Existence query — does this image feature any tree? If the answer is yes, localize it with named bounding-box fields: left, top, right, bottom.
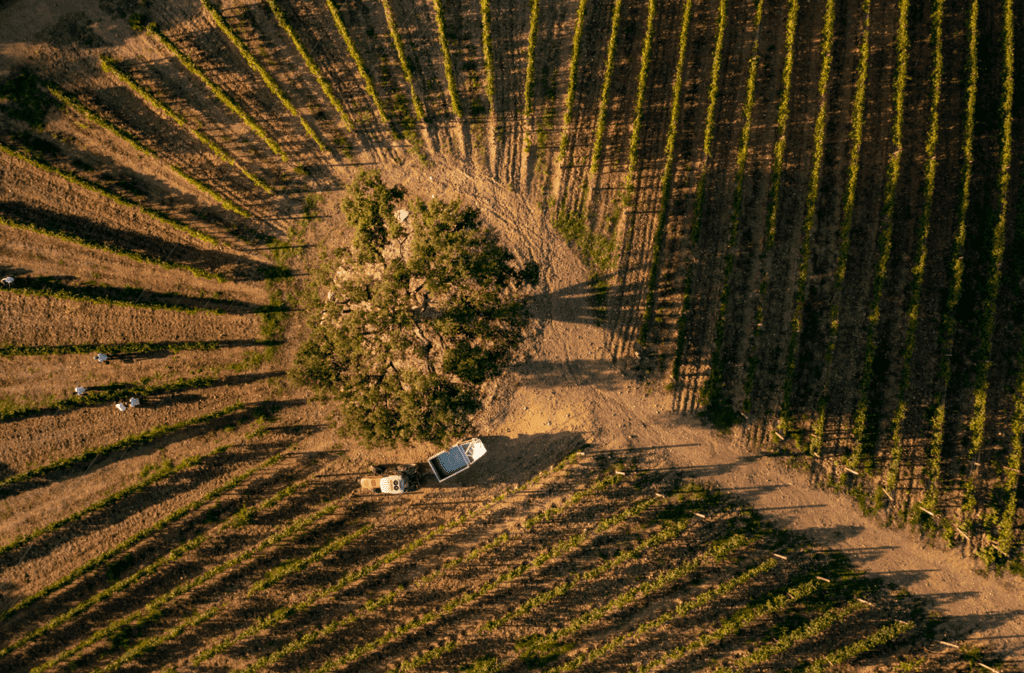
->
left=294, top=171, right=539, bottom=445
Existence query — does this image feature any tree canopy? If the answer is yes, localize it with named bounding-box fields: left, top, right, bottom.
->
left=294, top=171, right=539, bottom=445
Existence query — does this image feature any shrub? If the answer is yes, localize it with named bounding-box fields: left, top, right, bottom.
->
left=293, top=172, right=538, bottom=445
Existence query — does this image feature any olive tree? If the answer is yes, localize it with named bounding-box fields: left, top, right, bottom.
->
left=294, top=171, right=539, bottom=445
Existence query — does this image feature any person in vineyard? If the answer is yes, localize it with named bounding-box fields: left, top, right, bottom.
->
left=129, top=397, right=140, bottom=408
left=94, top=353, right=109, bottom=364
left=114, top=402, right=127, bottom=412
left=1, top=276, right=13, bottom=287
left=74, top=386, right=86, bottom=396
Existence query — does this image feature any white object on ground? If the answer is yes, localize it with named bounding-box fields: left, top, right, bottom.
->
left=129, top=397, right=140, bottom=408
left=115, top=402, right=127, bottom=412
left=95, top=353, right=109, bottom=363
left=74, top=386, right=86, bottom=396
left=1, top=277, right=13, bottom=287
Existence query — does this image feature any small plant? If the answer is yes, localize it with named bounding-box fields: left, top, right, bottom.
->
left=552, top=208, right=613, bottom=272
left=430, top=0, right=462, bottom=118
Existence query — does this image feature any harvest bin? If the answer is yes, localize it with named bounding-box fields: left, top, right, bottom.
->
left=428, top=438, right=487, bottom=482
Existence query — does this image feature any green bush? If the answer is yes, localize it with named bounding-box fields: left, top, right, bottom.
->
left=293, top=172, right=537, bottom=445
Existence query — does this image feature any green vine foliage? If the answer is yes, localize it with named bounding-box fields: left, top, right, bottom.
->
left=49, top=86, right=250, bottom=217
left=147, top=24, right=290, bottom=162
left=267, top=0, right=353, bottom=131
left=431, top=0, right=463, bottom=118
left=0, top=140, right=221, bottom=247
left=560, top=0, right=589, bottom=155
left=200, top=0, right=326, bottom=152
left=522, top=0, right=540, bottom=116
left=323, top=0, right=392, bottom=132
left=380, top=0, right=426, bottom=122
left=99, top=56, right=273, bottom=193
left=639, top=0, right=692, bottom=352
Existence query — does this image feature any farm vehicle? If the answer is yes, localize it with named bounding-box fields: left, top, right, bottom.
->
left=359, top=438, right=487, bottom=494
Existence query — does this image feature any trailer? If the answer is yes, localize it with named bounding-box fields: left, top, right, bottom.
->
left=428, top=438, right=487, bottom=482
left=359, top=474, right=410, bottom=494
left=359, top=464, right=422, bottom=494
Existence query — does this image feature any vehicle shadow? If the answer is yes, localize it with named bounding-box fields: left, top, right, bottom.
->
left=413, top=431, right=588, bottom=495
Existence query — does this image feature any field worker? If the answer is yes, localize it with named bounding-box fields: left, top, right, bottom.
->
left=74, top=386, right=87, bottom=396
left=1, top=276, right=13, bottom=287
left=115, top=402, right=128, bottom=412
left=94, top=353, right=109, bottom=364
left=129, top=397, right=140, bottom=408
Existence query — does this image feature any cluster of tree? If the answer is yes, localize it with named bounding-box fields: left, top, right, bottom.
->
left=294, top=171, right=539, bottom=445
